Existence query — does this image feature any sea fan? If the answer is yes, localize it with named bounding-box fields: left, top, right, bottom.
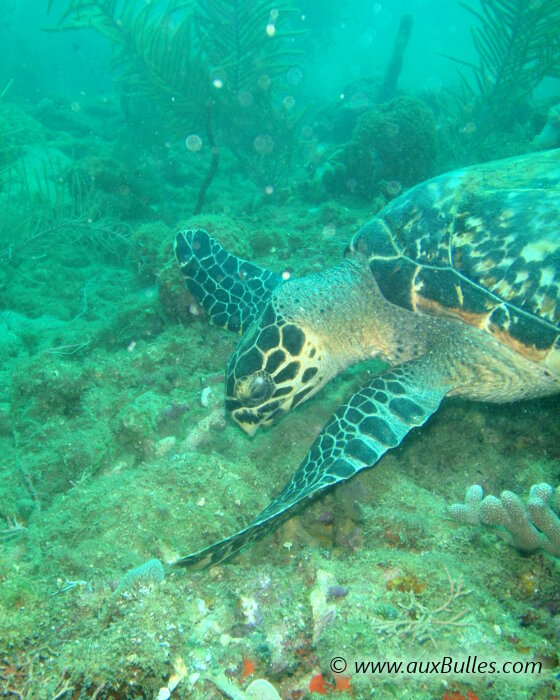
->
left=460, top=0, right=560, bottom=133
left=195, top=0, right=301, bottom=98
left=47, top=1, right=209, bottom=127
left=48, top=0, right=301, bottom=121
left=47, top=0, right=304, bottom=208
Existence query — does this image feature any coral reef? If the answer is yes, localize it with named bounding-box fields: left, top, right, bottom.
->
left=449, top=483, right=560, bottom=556
left=321, top=96, right=437, bottom=200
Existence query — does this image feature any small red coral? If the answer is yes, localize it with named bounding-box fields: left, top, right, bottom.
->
left=309, top=674, right=332, bottom=694
left=240, top=655, right=255, bottom=683
left=334, top=674, right=352, bottom=692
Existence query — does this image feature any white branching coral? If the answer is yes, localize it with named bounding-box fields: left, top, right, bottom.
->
left=449, top=483, right=560, bottom=557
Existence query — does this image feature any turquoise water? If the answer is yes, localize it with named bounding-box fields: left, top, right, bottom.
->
left=0, top=1, right=559, bottom=698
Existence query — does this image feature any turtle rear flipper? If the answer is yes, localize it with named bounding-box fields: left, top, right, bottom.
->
left=175, top=229, right=283, bottom=333
left=173, top=359, right=451, bottom=569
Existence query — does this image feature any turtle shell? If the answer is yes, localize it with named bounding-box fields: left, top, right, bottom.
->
left=350, top=149, right=560, bottom=371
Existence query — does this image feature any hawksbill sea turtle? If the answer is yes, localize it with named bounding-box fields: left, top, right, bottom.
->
left=173, top=149, right=560, bottom=569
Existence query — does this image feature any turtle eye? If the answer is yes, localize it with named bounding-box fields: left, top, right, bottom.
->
left=248, top=373, right=273, bottom=403
left=236, top=370, right=274, bottom=406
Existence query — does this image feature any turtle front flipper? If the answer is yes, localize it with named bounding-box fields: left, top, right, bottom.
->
left=173, top=360, right=451, bottom=569
left=175, top=229, right=283, bottom=333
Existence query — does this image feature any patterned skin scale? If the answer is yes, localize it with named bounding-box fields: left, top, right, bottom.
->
left=173, top=150, right=560, bottom=569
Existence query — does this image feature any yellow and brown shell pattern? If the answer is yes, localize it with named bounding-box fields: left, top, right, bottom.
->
left=350, top=149, right=560, bottom=373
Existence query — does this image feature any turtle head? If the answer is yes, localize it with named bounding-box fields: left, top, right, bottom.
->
left=225, top=297, right=330, bottom=436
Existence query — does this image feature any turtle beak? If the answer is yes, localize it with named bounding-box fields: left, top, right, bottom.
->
left=238, top=422, right=259, bottom=437
left=228, top=406, right=262, bottom=436
left=229, top=404, right=287, bottom=436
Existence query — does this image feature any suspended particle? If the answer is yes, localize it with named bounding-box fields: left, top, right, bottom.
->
left=71, top=102, right=81, bottom=112
left=238, top=90, right=253, bottom=107
left=265, top=185, right=274, bottom=195
left=322, top=224, right=336, bottom=239
left=287, top=67, right=303, bottom=86
left=186, top=134, right=203, bottom=152
left=266, top=23, right=276, bottom=37
left=349, top=92, right=369, bottom=111
left=385, top=121, right=400, bottom=138
left=212, top=78, right=224, bottom=89
left=385, top=180, right=402, bottom=197
left=258, top=74, right=271, bottom=90
left=281, top=270, right=291, bottom=281
left=359, top=31, right=373, bottom=49
left=283, top=95, right=295, bottom=110
left=460, top=121, right=477, bottom=134
left=253, top=133, right=274, bottom=154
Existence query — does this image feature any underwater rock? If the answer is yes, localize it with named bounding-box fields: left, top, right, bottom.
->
left=322, top=96, right=437, bottom=200
left=181, top=406, right=227, bottom=451
left=532, top=104, right=560, bottom=149
left=116, top=390, right=163, bottom=458
left=158, top=259, right=201, bottom=325
left=154, top=435, right=177, bottom=457
left=309, top=570, right=337, bottom=645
